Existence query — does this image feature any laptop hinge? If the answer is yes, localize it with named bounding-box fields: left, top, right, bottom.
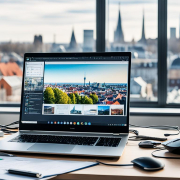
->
left=113, top=133, right=120, bottom=136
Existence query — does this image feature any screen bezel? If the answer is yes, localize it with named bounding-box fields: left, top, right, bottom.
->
left=19, top=52, right=131, bottom=133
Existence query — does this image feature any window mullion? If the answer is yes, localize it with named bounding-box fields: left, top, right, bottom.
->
left=158, top=0, right=167, bottom=107
left=96, top=0, right=106, bottom=52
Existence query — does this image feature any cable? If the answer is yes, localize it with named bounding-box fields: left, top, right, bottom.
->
left=129, top=129, right=139, bottom=136
left=0, top=121, right=19, bottom=134
left=96, top=160, right=133, bottom=166
left=128, top=135, right=167, bottom=141
left=152, top=148, right=180, bottom=159
left=129, top=124, right=180, bottom=137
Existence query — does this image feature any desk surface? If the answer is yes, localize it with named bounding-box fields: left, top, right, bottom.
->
left=1, top=128, right=180, bottom=180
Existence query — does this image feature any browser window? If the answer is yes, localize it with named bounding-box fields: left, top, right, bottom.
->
left=21, top=56, right=129, bottom=127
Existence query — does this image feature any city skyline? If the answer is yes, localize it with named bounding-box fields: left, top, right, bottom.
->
left=44, top=64, right=128, bottom=84
left=0, top=0, right=179, bottom=43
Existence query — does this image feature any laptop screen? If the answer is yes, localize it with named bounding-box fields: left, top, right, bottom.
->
left=20, top=53, right=131, bottom=133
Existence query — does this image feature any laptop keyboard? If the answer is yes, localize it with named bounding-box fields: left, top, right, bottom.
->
left=9, top=134, right=121, bottom=147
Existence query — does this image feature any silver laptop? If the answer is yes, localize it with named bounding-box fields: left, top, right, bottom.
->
left=0, top=52, right=131, bottom=157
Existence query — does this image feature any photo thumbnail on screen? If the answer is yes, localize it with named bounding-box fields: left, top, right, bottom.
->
left=43, top=63, right=128, bottom=116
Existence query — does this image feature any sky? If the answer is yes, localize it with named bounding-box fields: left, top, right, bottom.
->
left=0, top=0, right=179, bottom=43
left=44, top=63, right=128, bottom=84
left=98, top=106, right=110, bottom=111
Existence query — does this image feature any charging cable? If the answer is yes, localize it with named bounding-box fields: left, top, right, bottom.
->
left=96, top=160, right=133, bottom=166
left=129, top=124, right=180, bottom=137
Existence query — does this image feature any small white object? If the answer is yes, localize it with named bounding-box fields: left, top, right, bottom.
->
left=0, top=131, right=4, bottom=137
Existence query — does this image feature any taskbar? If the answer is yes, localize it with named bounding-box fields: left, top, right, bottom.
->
left=21, top=121, right=127, bottom=127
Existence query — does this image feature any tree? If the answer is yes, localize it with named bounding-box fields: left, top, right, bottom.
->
left=44, top=87, right=55, bottom=104
left=89, top=93, right=98, bottom=104
left=69, top=93, right=77, bottom=104
left=68, top=97, right=72, bottom=104
left=74, top=93, right=81, bottom=104
left=57, top=90, right=69, bottom=104
left=81, top=96, right=93, bottom=104
left=53, top=88, right=60, bottom=104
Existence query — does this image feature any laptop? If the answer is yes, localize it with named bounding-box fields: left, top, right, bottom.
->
left=0, top=52, right=131, bottom=157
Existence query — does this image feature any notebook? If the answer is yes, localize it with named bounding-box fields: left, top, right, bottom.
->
left=0, top=156, right=98, bottom=179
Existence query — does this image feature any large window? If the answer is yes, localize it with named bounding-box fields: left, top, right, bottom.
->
left=167, top=0, right=180, bottom=103
left=0, top=0, right=95, bottom=104
left=106, top=0, right=158, bottom=102
left=1, top=0, right=180, bottom=109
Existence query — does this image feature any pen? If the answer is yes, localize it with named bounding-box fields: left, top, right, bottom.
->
left=7, top=169, right=42, bottom=178
left=0, top=152, right=15, bottom=157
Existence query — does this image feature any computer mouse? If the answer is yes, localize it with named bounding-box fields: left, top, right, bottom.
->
left=162, top=138, right=180, bottom=154
left=131, top=157, right=164, bottom=171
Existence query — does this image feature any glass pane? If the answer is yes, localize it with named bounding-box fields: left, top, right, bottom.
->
left=167, top=0, right=180, bottom=103
left=0, top=0, right=95, bottom=104
left=106, top=0, right=158, bottom=102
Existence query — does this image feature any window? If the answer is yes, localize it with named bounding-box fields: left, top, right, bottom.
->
left=167, top=0, right=180, bottom=104
left=1, top=0, right=180, bottom=109
left=106, top=0, right=158, bottom=102
left=0, top=0, right=95, bottom=104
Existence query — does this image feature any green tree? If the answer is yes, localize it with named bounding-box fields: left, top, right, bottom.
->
left=74, top=93, right=81, bottom=104
left=68, top=97, right=72, bottom=104
left=89, top=93, right=98, bottom=104
left=44, top=87, right=55, bottom=104
left=69, top=93, right=77, bottom=104
left=57, top=90, right=69, bottom=104
left=81, top=96, right=93, bottom=104
left=53, top=88, right=61, bottom=104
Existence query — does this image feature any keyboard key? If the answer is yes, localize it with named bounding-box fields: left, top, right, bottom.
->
left=9, top=135, right=121, bottom=147
left=95, top=137, right=121, bottom=147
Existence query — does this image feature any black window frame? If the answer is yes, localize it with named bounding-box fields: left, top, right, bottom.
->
left=0, top=0, right=179, bottom=109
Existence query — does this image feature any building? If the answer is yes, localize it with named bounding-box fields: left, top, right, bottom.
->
left=130, top=76, right=153, bottom=101
left=70, top=106, right=82, bottom=114
left=84, top=74, right=86, bottom=87
left=33, top=35, right=43, bottom=52
left=111, top=8, right=147, bottom=58
left=138, top=11, right=147, bottom=45
left=131, top=59, right=157, bottom=96
left=67, top=28, right=81, bottom=52
left=111, top=108, right=123, bottom=115
left=34, top=35, right=43, bottom=45
left=114, top=4, right=124, bottom=43
left=168, top=56, right=180, bottom=90
left=0, top=76, right=22, bottom=102
left=83, top=30, right=94, bottom=52
left=44, top=106, right=54, bottom=114
left=0, top=62, right=22, bottom=77
left=170, top=27, right=176, bottom=39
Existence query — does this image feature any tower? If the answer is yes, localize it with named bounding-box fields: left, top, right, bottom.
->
left=170, top=27, right=176, bottom=39
left=69, top=28, right=78, bottom=49
left=34, top=35, right=43, bottom=46
left=83, top=30, right=94, bottom=52
left=84, top=73, right=86, bottom=87
left=68, top=28, right=81, bottom=52
left=114, top=3, right=124, bottom=43
left=138, top=10, right=146, bottom=44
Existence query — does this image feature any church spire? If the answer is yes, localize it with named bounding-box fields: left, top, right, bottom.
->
left=69, top=27, right=78, bottom=49
left=139, top=10, right=146, bottom=44
left=114, top=2, right=124, bottom=43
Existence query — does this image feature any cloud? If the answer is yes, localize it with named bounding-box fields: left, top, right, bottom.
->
left=0, top=0, right=179, bottom=43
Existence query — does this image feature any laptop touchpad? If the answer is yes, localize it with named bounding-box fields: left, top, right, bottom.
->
left=27, top=144, right=75, bottom=153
